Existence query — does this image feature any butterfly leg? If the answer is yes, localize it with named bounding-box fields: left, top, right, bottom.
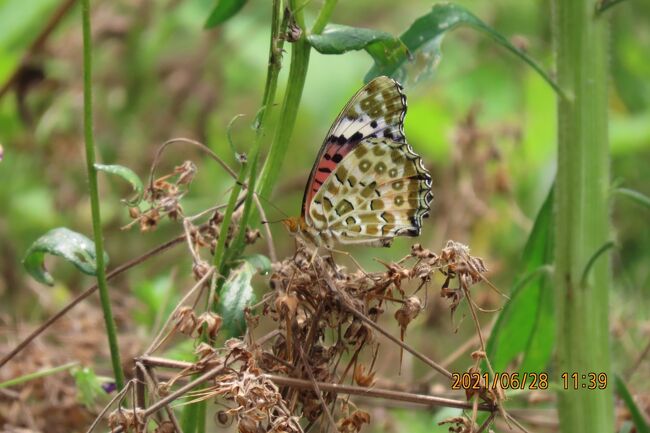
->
left=323, top=247, right=369, bottom=276
left=308, top=246, right=320, bottom=266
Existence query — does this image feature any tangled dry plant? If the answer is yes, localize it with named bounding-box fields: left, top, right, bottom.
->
left=98, top=225, right=515, bottom=433
left=2, top=143, right=523, bottom=433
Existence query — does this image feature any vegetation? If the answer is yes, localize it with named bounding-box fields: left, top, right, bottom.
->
left=0, top=0, right=649, bottom=432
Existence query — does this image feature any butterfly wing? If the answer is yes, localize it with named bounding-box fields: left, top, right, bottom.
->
left=309, top=138, right=433, bottom=246
left=301, top=76, right=408, bottom=221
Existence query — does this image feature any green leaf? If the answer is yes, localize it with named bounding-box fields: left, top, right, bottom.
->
left=23, top=227, right=109, bottom=286
left=364, top=3, right=562, bottom=96
left=596, top=0, right=629, bottom=14
left=204, top=0, right=247, bottom=28
left=72, top=366, right=107, bottom=409
left=615, top=375, right=650, bottom=433
left=240, top=254, right=272, bottom=275
left=614, top=187, right=650, bottom=210
left=133, top=273, right=176, bottom=327
left=307, top=24, right=408, bottom=69
left=94, top=163, right=143, bottom=206
left=218, top=258, right=261, bottom=337
left=487, top=186, right=555, bottom=374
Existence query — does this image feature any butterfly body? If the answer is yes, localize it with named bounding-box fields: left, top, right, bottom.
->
left=285, top=76, right=433, bottom=248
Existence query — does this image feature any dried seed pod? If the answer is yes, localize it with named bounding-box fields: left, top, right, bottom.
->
left=194, top=311, right=223, bottom=339
left=245, top=228, right=261, bottom=244
left=154, top=421, right=176, bottom=433
left=195, top=342, right=216, bottom=360
left=211, top=210, right=224, bottom=225
left=215, top=410, right=230, bottom=426
left=108, top=408, right=145, bottom=432
left=353, top=364, right=376, bottom=387
left=173, top=306, right=197, bottom=336
left=395, top=296, right=423, bottom=331
left=337, top=410, right=371, bottom=433
left=471, top=350, right=486, bottom=361
left=140, top=209, right=159, bottom=231
left=175, top=160, right=197, bottom=185
left=192, top=260, right=211, bottom=280
left=274, top=292, right=299, bottom=318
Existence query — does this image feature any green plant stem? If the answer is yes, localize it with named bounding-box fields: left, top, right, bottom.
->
left=256, top=38, right=310, bottom=201
left=553, top=0, right=614, bottom=432
left=256, top=0, right=338, bottom=201
left=184, top=3, right=288, bottom=430
left=80, top=0, right=125, bottom=391
left=0, top=362, right=78, bottom=389
left=312, top=0, right=339, bottom=34
left=227, top=0, right=285, bottom=248
left=213, top=164, right=247, bottom=273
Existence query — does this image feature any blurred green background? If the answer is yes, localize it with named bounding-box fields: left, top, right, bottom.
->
left=0, top=0, right=649, bottom=431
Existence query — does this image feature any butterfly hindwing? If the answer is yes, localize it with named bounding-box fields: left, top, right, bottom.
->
left=309, top=138, right=433, bottom=245
left=302, top=76, right=407, bottom=221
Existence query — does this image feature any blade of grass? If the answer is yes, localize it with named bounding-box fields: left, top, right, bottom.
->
left=0, top=362, right=79, bottom=389
left=615, top=375, right=650, bottom=433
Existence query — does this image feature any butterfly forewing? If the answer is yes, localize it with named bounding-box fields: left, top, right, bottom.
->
left=302, top=76, right=408, bottom=220
left=309, top=138, right=433, bottom=245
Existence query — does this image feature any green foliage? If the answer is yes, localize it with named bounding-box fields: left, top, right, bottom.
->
left=364, top=3, right=560, bottom=95
left=132, top=273, right=176, bottom=328
left=0, top=361, right=78, bottom=389
left=218, top=255, right=270, bottom=336
left=0, top=0, right=59, bottom=83
left=615, top=187, right=650, bottom=210
left=94, top=163, right=144, bottom=206
left=239, top=254, right=272, bottom=275
left=307, top=24, right=406, bottom=62
left=22, top=227, right=109, bottom=286
left=72, top=366, right=108, bottom=409
left=2, top=0, right=650, bottom=431
left=487, top=186, right=554, bottom=374
left=205, top=0, right=247, bottom=28
left=615, top=375, right=650, bottom=433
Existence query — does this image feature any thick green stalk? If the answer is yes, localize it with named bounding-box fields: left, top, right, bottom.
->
left=80, top=0, right=125, bottom=391
left=553, top=1, right=613, bottom=432
left=228, top=0, right=285, bottom=241
left=256, top=38, right=310, bottom=201
left=256, top=0, right=338, bottom=200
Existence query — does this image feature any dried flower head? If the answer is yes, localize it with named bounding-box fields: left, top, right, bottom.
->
left=194, top=311, right=223, bottom=339
left=173, top=306, right=197, bottom=336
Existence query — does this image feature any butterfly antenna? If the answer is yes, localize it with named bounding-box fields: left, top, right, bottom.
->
left=229, top=182, right=292, bottom=224
left=261, top=218, right=286, bottom=225
left=255, top=192, right=291, bottom=219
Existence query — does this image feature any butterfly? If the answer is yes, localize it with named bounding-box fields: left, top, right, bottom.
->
left=283, top=76, right=433, bottom=248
